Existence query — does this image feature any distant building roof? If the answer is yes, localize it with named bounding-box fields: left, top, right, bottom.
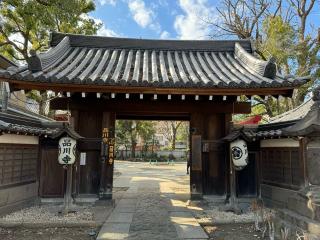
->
left=268, top=98, right=314, bottom=123
left=235, top=115, right=262, bottom=125
left=0, top=55, right=16, bottom=69
left=282, top=88, right=320, bottom=136
left=0, top=112, right=61, bottom=136
left=0, top=32, right=309, bottom=95
left=225, top=87, right=320, bottom=141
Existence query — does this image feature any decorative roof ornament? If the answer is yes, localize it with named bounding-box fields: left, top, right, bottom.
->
left=234, top=43, right=277, bottom=79
left=27, top=50, right=42, bottom=72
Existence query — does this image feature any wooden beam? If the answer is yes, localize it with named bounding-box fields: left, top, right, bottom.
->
left=50, top=97, right=251, bottom=114
left=4, top=78, right=295, bottom=97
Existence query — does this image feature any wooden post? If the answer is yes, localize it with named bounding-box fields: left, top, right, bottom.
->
left=191, top=134, right=202, bottom=199
left=63, top=165, right=73, bottom=214
left=70, top=110, right=79, bottom=198
left=227, top=143, right=241, bottom=214
left=229, top=149, right=236, bottom=206
left=99, top=112, right=115, bottom=200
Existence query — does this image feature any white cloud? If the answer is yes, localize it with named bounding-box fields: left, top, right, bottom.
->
left=174, top=0, right=216, bottom=40
left=160, top=31, right=170, bottom=39
left=128, top=0, right=155, bottom=28
left=98, top=25, right=120, bottom=37
left=98, top=0, right=117, bottom=6
left=92, top=17, right=120, bottom=37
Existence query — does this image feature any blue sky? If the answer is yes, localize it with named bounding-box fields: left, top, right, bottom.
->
left=90, top=0, right=225, bottom=39
left=90, top=0, right=320, bottom=40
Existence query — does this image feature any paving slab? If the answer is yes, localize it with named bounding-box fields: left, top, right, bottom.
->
left=97, top=161, right=201, bottom=240
left=170, top=211, right=208, bottom=239
left=106, top=212, right=134, bottom=223
left=96, top=223, right=131, bottom=240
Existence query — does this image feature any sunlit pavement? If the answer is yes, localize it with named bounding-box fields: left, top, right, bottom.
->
left=97, top=160, right=208, bottom=240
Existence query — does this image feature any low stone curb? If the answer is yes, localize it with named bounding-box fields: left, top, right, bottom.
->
left=199, top=219, right=255, bottom=226
left=0, top=220, right=103, bottom=228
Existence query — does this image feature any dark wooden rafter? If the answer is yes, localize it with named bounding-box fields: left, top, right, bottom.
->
left=50, top=97, right=251, bottom=114
left=4, top=78, right=295, bottom=97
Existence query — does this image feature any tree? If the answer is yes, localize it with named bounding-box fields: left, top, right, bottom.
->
left=208, top=0, right=319, bottom=117
left=116, top=120, right=155, bottom=159
left=0, top=0, right=101, bottom=116
left=259, top=16, right=296, bottom=74
left=288, top=0, right=320, bottom=104
left=158, top=121, right=184, bottom=150
left=0, top=0, right=100, bottom=61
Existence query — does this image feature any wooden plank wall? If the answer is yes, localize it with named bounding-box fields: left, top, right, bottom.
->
left=0, top=144, right=38, bottom=188
left=260, top=147, right=303, bottom=190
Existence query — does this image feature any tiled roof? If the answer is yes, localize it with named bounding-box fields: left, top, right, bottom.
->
left=268, top=98, right=314, bottom=123
left=0, top=32, right=309, bottom=90
left=223, top=127, right=283, bottom=142
left=0, top=112, right=60, bottom=136
left=0, top=119, right=59, bottom=136
left=282, top=95, right=320, bottom=136
left=0, top=55, right=16, bottom=69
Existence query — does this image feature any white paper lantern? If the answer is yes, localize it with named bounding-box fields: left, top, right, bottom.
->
left=58, top=137, right=76, bottom=165
left=230, top=139, right=248, bottom=170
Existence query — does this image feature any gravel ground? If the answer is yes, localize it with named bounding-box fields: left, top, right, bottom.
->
left=204, top=223, right=265, bottom=240
left=194, top=206, right=256, bottom=224
left=0, top=227, right=98, bottom=240
left=1, top=205, right=94, bottom=224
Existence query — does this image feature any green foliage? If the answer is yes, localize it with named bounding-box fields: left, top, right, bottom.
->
left=115, top=120, right=156, bottom=157
left=0, top=0, right=101, bottom=61
left=259, top=16, right=296, bottom=74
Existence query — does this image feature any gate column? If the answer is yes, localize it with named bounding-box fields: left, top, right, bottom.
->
left=100, top=112, right=116, bottom=199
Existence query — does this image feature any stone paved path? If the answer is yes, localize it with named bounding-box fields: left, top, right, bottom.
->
left=97, top=161, right=208, bottom=240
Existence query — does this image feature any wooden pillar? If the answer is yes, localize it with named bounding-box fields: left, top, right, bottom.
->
left=100, top=112, right=116, bottom=199
left=190, top=113, right=205, bottom=199
left=190, top=112, right=229, bottom=198
left=70, top=110, right=79, bottom=197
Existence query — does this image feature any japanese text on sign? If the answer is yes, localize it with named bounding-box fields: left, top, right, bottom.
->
left=58, top=137, right=76, bottom=165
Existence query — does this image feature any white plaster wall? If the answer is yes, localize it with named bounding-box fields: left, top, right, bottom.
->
left=0, top=134, right=38, bottom=145
left=260, top=138, right=299, bottom=148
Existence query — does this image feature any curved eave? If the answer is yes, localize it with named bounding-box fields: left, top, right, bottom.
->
left=2, top=77, right=300, bottom=96
left=283, top=125, right=320, bottom=136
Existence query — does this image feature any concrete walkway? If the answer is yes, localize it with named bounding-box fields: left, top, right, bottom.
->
left=97, top=161, right=208, bottom=240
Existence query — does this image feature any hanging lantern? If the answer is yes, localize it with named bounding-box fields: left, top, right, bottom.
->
left=230, top=139, right=248, bottom=170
